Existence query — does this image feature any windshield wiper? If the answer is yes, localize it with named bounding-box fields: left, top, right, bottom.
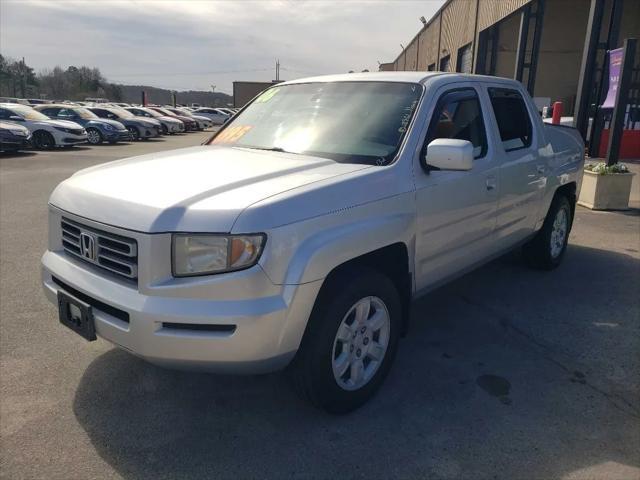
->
left=242, top=146, right=290, bottom=154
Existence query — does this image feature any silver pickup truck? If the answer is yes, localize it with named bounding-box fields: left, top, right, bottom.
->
left=42, top=72, right=584, bottom=413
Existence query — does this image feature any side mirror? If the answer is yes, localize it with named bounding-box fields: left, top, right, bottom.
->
left=424, top=138, right=474, bottom=171
left=9, top=115, right=24, bottom=122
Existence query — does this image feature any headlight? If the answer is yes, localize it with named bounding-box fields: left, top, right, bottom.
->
left=53, top=126, right=82, bottom=134
left=172, top=234, right=266, bottom=276
left=103, top=123, right=115, bottom=131
left=9, top=129, right=27, bottom=136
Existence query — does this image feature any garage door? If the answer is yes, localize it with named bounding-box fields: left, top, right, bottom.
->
left=439, top=55, right=451, bottom=72
left=457, top=43, right=473, bottom=73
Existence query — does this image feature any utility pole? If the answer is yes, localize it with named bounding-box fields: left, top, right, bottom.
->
left=20, top=57, right=26, bottom=98
left=275, top=59, right=280, bottom=81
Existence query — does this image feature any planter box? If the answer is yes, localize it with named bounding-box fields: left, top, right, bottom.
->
left=578, top=170, right=635, bottom=210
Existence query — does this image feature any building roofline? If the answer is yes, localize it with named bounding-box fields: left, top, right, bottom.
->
left=392, top=0, right=512, bottom=66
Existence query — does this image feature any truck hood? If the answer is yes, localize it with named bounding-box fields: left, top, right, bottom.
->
left=49, top=145, right=371, bottom=233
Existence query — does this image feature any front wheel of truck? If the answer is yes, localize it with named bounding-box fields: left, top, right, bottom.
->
left=289, top=267, right=401, bottom=414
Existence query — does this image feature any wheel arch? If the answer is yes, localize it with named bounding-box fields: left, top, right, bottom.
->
left=309, top=242, right=412, bottom=337
left=32, top=129, right=56, bottom=147
left=554, top=181, right=577, bottom=229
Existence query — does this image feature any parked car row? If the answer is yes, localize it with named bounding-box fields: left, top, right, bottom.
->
left=0, top=101, right=228, bottom=152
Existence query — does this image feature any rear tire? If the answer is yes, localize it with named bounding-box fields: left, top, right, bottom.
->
left=523, top=194, right=572, bottom=270
left=32, top=130, right=55, bottom=150
left=288, top=267, right=401, bottom=414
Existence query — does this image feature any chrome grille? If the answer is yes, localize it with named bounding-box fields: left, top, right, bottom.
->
left=61, top=217, right=138, bottom=280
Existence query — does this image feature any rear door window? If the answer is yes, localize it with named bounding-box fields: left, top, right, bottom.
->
left=488, top=88, right=533, bottom=151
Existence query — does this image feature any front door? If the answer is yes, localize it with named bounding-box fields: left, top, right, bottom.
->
left=413, top=84, right=499, bottom=292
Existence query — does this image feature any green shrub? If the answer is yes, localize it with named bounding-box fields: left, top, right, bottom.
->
left=584, top=162, right=630, bottom=175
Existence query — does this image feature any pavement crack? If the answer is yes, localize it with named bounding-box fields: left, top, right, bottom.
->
left=460, top=295, right=640, bottom=421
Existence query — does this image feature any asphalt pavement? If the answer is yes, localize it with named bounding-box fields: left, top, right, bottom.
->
left=1, top=133, right=639, bottom=480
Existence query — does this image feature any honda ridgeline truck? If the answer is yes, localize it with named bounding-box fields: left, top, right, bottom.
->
left=42, top=73, right=584, bottom=413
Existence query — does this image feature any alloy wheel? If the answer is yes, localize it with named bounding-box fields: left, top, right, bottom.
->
left=35, top=131, right=54, bottom=149
left=127, top=126, right=138, bottom=141
left=550, top=208, right=568, bottom=258
left=87, top=129, right=101, bottom=144
left=331, top=296, right=390, bottom=391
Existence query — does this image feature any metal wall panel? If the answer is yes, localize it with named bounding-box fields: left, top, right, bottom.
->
left=477, top=0, right=531, bottom=31
left=417, top=28, right=428, bottom=70
left=405, top=38, right=419, bottom=71
left=424, top=15, right=442, bottom=69
left=440, top=0, right=479, bottom=72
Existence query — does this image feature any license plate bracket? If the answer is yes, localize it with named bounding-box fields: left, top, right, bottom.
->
left=58, top=291, right=96, bottom=341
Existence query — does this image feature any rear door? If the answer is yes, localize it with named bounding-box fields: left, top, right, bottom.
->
left=413, top=84, right=499, bottom=292
left=484, top=85, right=545, bottom=247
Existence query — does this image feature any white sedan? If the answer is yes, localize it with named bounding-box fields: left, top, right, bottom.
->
left=165, top=107, right=214, bottom=130
left=0, top=103, right=87, bottom=149
left=192, top=107, right=230, bottom=125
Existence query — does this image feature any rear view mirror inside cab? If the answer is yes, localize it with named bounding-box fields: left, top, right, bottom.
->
left=424, top=138, right=474, bottom=171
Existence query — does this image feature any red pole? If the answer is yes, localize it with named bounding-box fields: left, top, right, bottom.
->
left=552, top=101, right=563, bottom=125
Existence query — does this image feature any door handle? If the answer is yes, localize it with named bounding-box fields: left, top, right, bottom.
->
left=486, top=176, right=497, bottom=191
left=536, top=164, right=546, bottom=174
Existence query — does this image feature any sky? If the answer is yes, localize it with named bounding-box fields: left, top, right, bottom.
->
left=0, top=0, right=445, bottom=94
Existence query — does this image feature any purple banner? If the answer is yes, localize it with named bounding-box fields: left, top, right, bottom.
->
left=601, top=48, right=623, bottom=109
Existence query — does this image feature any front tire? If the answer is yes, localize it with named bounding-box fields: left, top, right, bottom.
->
left=86, top=128, right=103, bottom=145
left=126, top=126, right=139, bottom=141
left=32, top=130, right=55, bottom=150
left=289, top=267, right=401, bottom=414
left=523, top=195, right=572, bottom=270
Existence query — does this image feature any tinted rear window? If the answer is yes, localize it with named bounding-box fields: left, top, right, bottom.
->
left=488, top=88, right=532, bottom=151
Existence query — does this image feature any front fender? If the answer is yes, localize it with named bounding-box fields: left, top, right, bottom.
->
left=259, top=194, right=415, bottom=286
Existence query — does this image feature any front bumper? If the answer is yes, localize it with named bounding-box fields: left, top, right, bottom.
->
left=62, top=136, right=87, bottom=144
left=41, top=213, right=322, bottom=373
left=104, top=130, right=130, bottom=142
left=0, top=136, right=31, bottom=150
left=139, top=127, right=159, bottom=139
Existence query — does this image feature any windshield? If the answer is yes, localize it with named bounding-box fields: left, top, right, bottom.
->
left=154, top=107, right=174, bottom=116
left=208, top=81, right=422, bottom=165
left=170, top=108, right=191, bottom=117
left=108, top=107, right=134, bottom=118
left=11, top=106, right=50, bottom=121
left=141, top=108, right=161, bottom=118
left=75, top=108, right=98, bottom=119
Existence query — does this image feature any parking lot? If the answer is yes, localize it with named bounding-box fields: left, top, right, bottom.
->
left=1, top=134, right=639, bottom=479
